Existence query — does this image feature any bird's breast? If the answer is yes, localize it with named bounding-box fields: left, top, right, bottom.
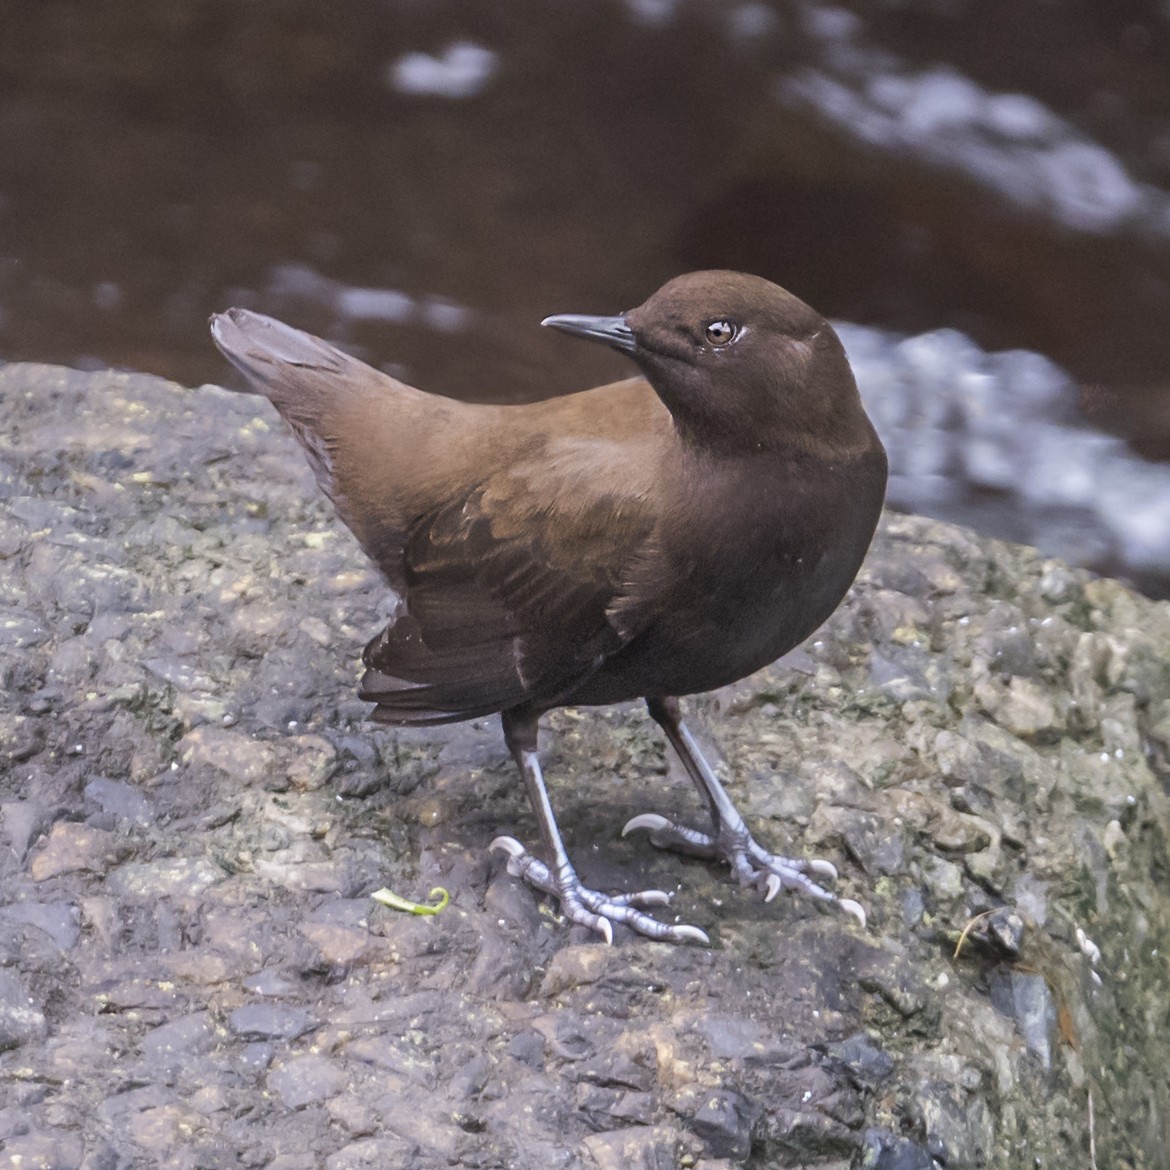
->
left=567, top=447, right=885, bottom=705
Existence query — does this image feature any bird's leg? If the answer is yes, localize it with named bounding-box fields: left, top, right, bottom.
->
left=625, top=697, right=865, bottom=926
left=489, top=708, right=709, bottom=945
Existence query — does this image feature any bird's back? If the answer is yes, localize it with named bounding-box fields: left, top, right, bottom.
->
left=211, top=309, right=672, bottom=723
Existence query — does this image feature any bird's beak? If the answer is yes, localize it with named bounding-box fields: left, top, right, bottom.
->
left=541, top=313, right=637, bottom=355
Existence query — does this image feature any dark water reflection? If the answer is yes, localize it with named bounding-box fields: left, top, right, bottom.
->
left=2, top=1, right=1169, bottom=468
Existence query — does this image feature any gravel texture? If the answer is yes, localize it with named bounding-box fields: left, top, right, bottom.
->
left=2, top=362, right=1169, bottom=1168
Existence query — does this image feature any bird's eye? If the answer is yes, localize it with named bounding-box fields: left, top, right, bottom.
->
left=705, top=320, right=738, bottom=347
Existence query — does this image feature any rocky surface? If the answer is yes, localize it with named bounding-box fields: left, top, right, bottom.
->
left=2, top=362, right=1169, bottom=1169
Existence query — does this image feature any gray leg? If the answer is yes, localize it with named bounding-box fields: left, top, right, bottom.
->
left=624, top=697, right=865, bottom=926
left=489, top=708, right=709, bottom=945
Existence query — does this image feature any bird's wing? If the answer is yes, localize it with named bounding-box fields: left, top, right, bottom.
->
left=211, top=309, right=666, bottom=722
left=359, top=435, right=662, bottom=724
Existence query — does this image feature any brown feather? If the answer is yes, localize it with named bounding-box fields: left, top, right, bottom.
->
left=213, top=307, right=668, bottom=718
left=210, top=272, right=886, bottom=725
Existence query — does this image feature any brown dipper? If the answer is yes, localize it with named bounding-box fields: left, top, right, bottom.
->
left=210, top=271, right=887, bottom=944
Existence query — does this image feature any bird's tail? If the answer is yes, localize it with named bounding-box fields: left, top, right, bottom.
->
left=209, top=308, right=388, bottom=502
left=209, top=308, right=359, bottom=404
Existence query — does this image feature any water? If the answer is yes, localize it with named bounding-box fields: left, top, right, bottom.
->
left=2, top=0, right=1169, bottom=589
left=839, top=322, right=1170, bottom=589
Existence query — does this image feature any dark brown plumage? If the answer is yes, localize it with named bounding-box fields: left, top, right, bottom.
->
left=211, top=270, right=887, bottom=943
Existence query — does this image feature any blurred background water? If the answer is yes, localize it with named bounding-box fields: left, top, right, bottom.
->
left=2, top=0, right=1169, bottom=593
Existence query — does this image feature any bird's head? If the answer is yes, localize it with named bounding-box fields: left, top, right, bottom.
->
left=544, top=270, right=873, bottom=459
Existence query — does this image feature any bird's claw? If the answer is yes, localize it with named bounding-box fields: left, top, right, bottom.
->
left=622, top=812, right=720, bottom=858
left=839, top=898, right=867, bottom=928
left=623, top=813, right=865, bottom=927
left=489, top=836, right=709, bottom=945
left=622, top=812, right=672, bottom=836
left=758, top=866, right=865, bottom=926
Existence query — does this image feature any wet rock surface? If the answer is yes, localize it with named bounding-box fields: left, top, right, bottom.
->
left=2, top=362, right=1169, bottom=1168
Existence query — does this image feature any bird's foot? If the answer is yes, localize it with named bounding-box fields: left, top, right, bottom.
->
left=489, top=836, right=709, bottom=946
left=623, top=813, right=865, bottom=927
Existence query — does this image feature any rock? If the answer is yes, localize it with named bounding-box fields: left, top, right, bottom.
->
left=29, top=822, right=119, bottom=881
left=0, top=968, right=48, bottom=1050
left=179, top=726, right=279, bottom=784
left=297, top=921, right=383, bottom=968
left=142, top=1012, right=218, bottom=1067
left=826, top=1032, right=895, bottom=1090
left=0, top=900, right=81, bottom=952
left=0, top=1131, right=85, bottom=1170
left=1, top=801, right=52, bottom=861
left=1, top=364, right=1169, bottom=1168
left=851, top=941, right=931, bottom=1020
left=581, top=1125, right=682, bottom=1170
left=323, top=1137, right=418, bottom=1170
left=267, top=1055, right=348, bottom=1109
left=691, top=1089, right=762, bottom=1160
left=975, top=675, right=1066, bottom=739
left=285, top=735, right=339, bottom=790
left=861, top=1130, right=936, bottom=1170
left=105, top=856, right=225, bottom=899
left=83, top=776, right=155, bottom=826
left=227, top=1004, right=318, bottom=1042
left=988, top=969, right=1056, bottom=1070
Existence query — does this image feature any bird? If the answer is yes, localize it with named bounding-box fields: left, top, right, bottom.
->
left=210, top=270, right=887, bottom=945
